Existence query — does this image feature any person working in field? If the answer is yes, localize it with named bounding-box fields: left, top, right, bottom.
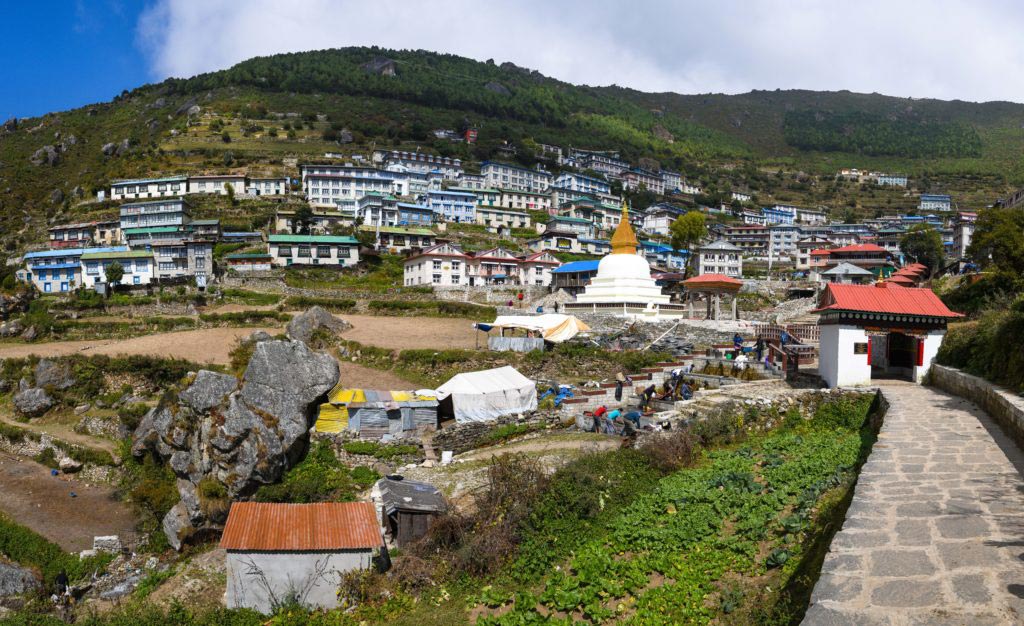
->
left=639, top=384, right=657, bottom=412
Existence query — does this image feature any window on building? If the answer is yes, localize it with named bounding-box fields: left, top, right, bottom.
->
left=433, top=260, right=442, bottom=270
left=157, top=184, right=167, bottom=192
left=452, top=275, right=460, bottom=284
left=297, top=246, right=311, bottom=258
left=316, top=246, right=331, bottom=258
left=277, top=246, right=292, bottom=257
left=432, top=274, right=442, bottom=284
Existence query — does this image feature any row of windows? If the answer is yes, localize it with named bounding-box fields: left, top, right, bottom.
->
left=275, top=246, right=352, bottom=258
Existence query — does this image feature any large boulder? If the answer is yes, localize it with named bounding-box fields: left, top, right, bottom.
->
left=29, top=145, right=59, bottom=166
left=0, top=319, right=23, bottom=338
left=286, top=306, right=351, bottom=344
left=34, top=359, right=75, bottom=391
left=0, top=561, right=39, bottom=597
left=13, top=380, right=53, bottom=417
left=132, top=340, right=339, bottom=549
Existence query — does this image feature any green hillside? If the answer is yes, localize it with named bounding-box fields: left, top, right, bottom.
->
left=1, top=46, right=1022, bottom=253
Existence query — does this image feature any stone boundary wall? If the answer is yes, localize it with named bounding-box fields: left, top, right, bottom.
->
left=929, top=364, right=1024, bottom=446
left=432, top=285, right=549, bottom=304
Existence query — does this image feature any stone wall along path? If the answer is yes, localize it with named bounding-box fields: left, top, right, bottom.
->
left=804, top=382, right=1024, bottom=625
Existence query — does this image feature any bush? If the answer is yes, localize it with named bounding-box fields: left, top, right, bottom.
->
left=118, top=403, right=150, bottom=430
left=937, top=311, right=1024, bottom=392
left=638, top=429, right=700, bottom=473
left=199, top=311, right=290, bottom=324
left=0, top=513, right=113, bottom=585
left=254, top=441, right=378, bottom=503
left=342, top=440, right=419, bottom=460
left=284, top=296, right=357, bottom=311
left=220, top=288, right=280, bottom=306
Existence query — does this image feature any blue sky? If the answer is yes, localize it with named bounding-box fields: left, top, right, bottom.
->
left=0, top=1, right=154, bottom=119
left=3, top=0, right=1024, bottom=120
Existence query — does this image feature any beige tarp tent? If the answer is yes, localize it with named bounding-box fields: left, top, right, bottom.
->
left=488, top=314, right=590, bottom=343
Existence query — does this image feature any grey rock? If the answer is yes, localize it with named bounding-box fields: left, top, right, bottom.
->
left=484, top=81, right=511, bottom=96
left=92, top=535, right=121, bottom=554
left=74, top=404, right=90, bottom=415
left=150, top=97, right=167, bottom=109
left=134, top=340, right=339, bottom=549
left=338, top=129, right=353, bottom=144
left=286, top=306, right=351, bottom=344
left=13, top=387, right=53, bottom=417
left=34, top=359, right=75, bottom=390
left=49, top=189, right=64, bottom=204
left=2, top=118, right=16, bottom=132
left=0, top=561, right=40, bottom=597
left=179, top=370, right=237, bottom=412
left=175, top=98, right=198, bottom=116
left=186, top=105, right=201, bottom=116
left=162, top=502, right=195, bottom=552
left=116, top=138, right=130, bottom=156
left=247, top=330, right=274, bottom=344
left=20, top=325, right=37, bottom=342
left=101, top=142, right=117, bottom=156
left=99, top=574, right=142, bottom=600
left=0, top=319, right=24, bottom=338
left=59, top=457, right=83, bottom=473
left=30, top=145, right=59, bottom=166
left=70, top=185, right=84, bottom=199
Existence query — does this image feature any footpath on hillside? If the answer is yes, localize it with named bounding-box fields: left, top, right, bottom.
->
left=804, top=382, right=1024, bottom=624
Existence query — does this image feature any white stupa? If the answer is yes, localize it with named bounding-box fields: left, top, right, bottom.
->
left=570, top=202, right=683, bottom=318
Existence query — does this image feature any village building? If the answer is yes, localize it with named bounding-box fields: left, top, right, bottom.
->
left=725, top=225, right=769, bottom=257
left=919, top=194, right=952, bottom=212
left=315, top=387, right=439, bottom=438
left=425, top=189, right=477, bottom=223
left=567, top=148, right=629, bottom=177
left=519, top=251, right=561, bottom=286
left=247, top=177, right=290, bottom=196
left=731, top=191, right=752, bottom=203
left=795, top=236, right=834, bottom=270
left=300, top=164, right=408, bottom=209
left=403, top=242, right=470, bottom=286
left=561, top=198, right=624, bottom=233
left=640, top=240, right=687, bottom=271
left=875, top=228, right=907, bottom=256
left=528, top=230, right=584, bottom=254
left=150, top=239, right=213, bottom=282
left=497, top=189, right=552, bottom=213
left=551, top=260, right=600, bottom=296
left=621, top=168, right=665, bottom=195
left=470, top=247, right=531, bottom=286
left=188, top=174, right=247, bottom=196
left=476, top=206, right=531, bottom=232
left=358, top=225, right=435, bottom=253
left=580, top=238, right=611, bottom=256
left=119, top=198, right=191, bottom=232
left=371, top=478, right=447, bottom=548
left=641, top=204, right=687, bottom=236
left=18, top=247, right=121, bottom=293
left=820, top=262, right=875, bottom=284
left=110, top=175, right=186, bottom=201
left=660, top=170, right=682, bottom=193
left=811, top=243, right=892, bottom=280
left=273, top=209, right=351, bottom=234
left=952, top=212, right=977, bottom=259
left=357, top=192, right=401, bottom=227
left=221, top=502, right=383, bottom=614
left=696, top=240, right=743, bottom=278
left=395, top=202, right=435, bottom=227
left=48, top=222, right=95, bottom=249
left=224, top=252, right=273, bottom=272
left=267, top=234, right=359, bottom=267
left=454, top=172, right=486, bottom=190
left=480, top=161, right=552, bottom=193
left=678, top=180, right=702, bottom=196
left=80, top=249, right=154, bottom=288
left=814, top=283, right=962, bottom=388
left=378, top=150, right=463, bottom=180
left=877, top=173, right=908, bottom=187
left=545, top=215, right=595, bottom=238
left=553, top=172, right=611, bottom=196
left=467, top=187, right=501, bottom=207
left=92, top=220, right=122, bottom=247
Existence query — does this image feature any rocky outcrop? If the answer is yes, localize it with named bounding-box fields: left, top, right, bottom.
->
left=484, top=81, right=511, bottom=96
left=34, top=359, right=75, bottom=391
left=0, top=319, right=24, bottom=337
left=29, top=145, right=59, bottom=166
left=13, top=379, right=53, bottom=417
left=132, top=340, right=339, bottom=549
left=0, top=561, right=39, bottom=597
left=49, top=189, right=64, bottom=205
left=285, top=306, right=351, bottom=344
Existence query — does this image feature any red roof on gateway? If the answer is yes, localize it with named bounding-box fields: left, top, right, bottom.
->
left=220, top=502, right=381, bottom=551
left=813, top=284, right=962, bottom=318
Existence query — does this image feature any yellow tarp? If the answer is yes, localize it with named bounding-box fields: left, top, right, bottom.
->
left=315, top=403, right=349, bottom=433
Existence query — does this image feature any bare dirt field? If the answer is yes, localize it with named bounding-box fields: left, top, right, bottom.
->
left=0, top=451, right=138, bottom=552
left=338, top=361, right=416, bottom=389
left=0, top=326, right=282, bottom=365
left=339, top=314, right=480, bottom=350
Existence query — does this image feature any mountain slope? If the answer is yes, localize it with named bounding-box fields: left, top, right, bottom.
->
left=1, top=46, right=1022, bottom=253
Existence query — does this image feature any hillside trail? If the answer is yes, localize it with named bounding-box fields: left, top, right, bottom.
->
left=0, top=411, right=119, bottom=455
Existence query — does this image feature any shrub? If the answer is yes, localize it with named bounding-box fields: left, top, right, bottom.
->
left=0, top=513, right=113, bottom=584
left=220, top=288, right=281, bottom=305
left=34, top=447, right=58, bottom=469
left=118, top=403, right=150, bottom=431
left=342, top=440, right=419, bottom=460
left=284, top=296, right=357, bottom=311
left=254, top=440, right=375, bottom=503
left=638, top=428, right=700, bottom=473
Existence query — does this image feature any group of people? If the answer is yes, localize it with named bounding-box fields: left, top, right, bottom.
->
left=591, top=365, right=700, bottom=435
left=591, top=405, right=643, bottom=435
left=734, top=333, right=771, bottom=364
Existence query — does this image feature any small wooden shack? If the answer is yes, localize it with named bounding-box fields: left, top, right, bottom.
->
left=315, top=386, right=438, bottom=439
left=370, top=477, right=447, bottom=548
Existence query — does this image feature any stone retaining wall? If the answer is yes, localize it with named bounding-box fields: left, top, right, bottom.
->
left=929, top=364, right=1024, bottom=446
left=432, top=410, right=567, bottom=455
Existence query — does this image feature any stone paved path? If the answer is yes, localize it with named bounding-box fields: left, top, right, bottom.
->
left=804, top=383, right=1024, bottom=625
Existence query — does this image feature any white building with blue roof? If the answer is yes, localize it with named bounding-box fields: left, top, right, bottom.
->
left=17, top=246, right=128, bottom=293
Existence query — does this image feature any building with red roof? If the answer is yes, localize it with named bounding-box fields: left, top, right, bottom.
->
left=814, top=283, right=961, bottom=388
left=222, top=502, right=383, bottom=614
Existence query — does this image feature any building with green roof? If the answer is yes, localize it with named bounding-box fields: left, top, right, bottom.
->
left=267, top=234, right=360, bottom=268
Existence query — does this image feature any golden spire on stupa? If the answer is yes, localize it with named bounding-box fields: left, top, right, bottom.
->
left=610, top=200, right=639, bottom=255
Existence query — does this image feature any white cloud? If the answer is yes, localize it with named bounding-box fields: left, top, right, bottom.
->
left=137, top=0, right=1024, bottom=103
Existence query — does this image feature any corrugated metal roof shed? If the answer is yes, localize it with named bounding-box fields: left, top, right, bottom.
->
left=220, top=502, right=381, bottom=551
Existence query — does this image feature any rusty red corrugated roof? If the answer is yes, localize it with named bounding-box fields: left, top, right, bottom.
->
left=683, top=273, right=743, bottom=287
left=219, top=502, right=381, bottom=551
left=813, top=284, right=962, bottom=317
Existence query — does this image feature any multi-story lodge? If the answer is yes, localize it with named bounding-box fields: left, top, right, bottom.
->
left=247, top=177, right=290, bottom=196
left=267, top=234, right=360, bottom=268
left=18, top=247, right=126, bottom=293
left=151, top=239, right=213, bottom=282
left=357, top=193, right=400, bottom=227
left=402, top=243, right=559, bottom=287
left=396, top=202, right=435, bottom=228
left=425, top=189, right=477, bottom=223
left=876, top=173, right=908, bottom=187
left=454, top=172, right=487, bottom=190
left=724, top=225, right=769, bottom=257
left=621, top=168, right=665, bottom=195
left=110, top=176, right=187, bottom=201
left=696, top=240, right=743, bottom=278
left=641, top=204, right=687, bottom=236
left=919, top=194, right=952, bottom=212
left=80, top=249, right=154, bottom=289
left=476, top=207, right=532, bottom=232
left=377, top=150, right=463, bottom=180
left=300, top=164, right=408, bottom=209
left=660, top=170, right=682, bottom=193
left=119, top=198, right=191, bottom=231
left=498, top=189, right=552, bottom=213
left=795, top=237, right=833, bottom=270
left=952, top=212, right=977, bottom=259
left=48, top=222, right=96, bottom=249
left=188, top=174, right=247, bottom=196
left=358, top=226, right=436, bottom=254
left=480, top=161, right=552, bottom=193
left=567, top=148, right=630, bottom=177
left=553, top=172, right=611, bottom=196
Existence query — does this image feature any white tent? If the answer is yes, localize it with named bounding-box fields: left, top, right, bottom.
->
left=435, top=366, right=537, bottom=423
left=487, top=314, right=590, bottom=343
